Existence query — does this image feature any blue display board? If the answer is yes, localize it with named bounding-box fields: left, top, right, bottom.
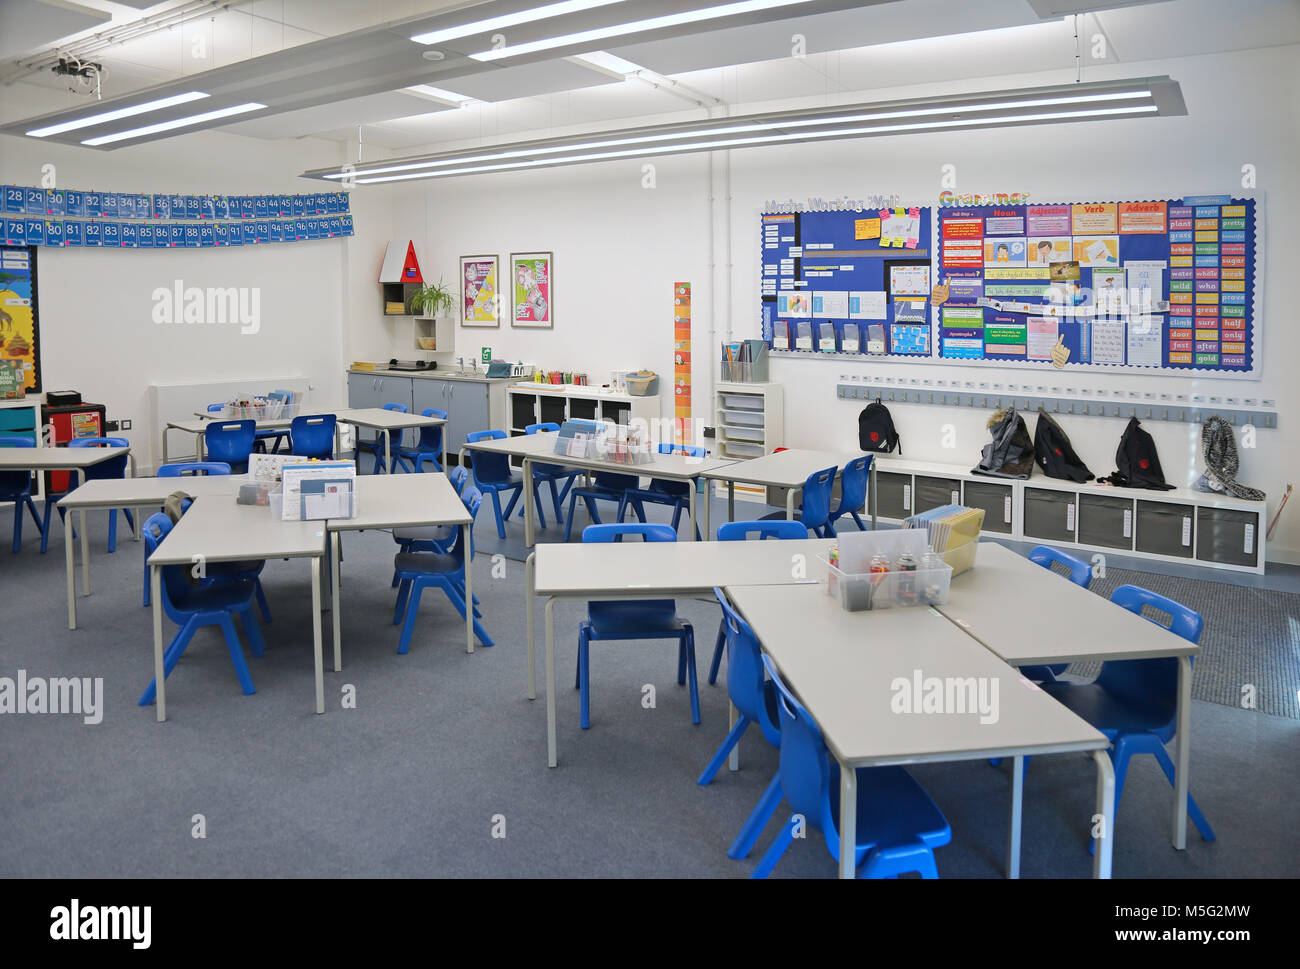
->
left=933, top=196, right=1256, bottom=375
left=0, top=185, right=353, bottom=249
left=760, top=205, right=934, bottom=357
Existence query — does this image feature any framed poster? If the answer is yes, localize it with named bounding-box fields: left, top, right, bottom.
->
left=460, top=254, right=500, bottom=327
left=510, top=251, right=553, bottom=328
left=0, top=245, right=41, bottom=394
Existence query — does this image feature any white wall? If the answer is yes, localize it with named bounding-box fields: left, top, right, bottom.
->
left=0, top=84, right=399, bottom=472
left=388, top=43, right=1300, bottom=563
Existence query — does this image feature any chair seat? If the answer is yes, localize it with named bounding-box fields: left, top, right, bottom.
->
left=169, top=578, right=258, bottom=613
left=393, top=525, right=456, bottom=542
left=396, top=444, right=439, bottom=457
left=533, top=462, right=575, bottom=477
left=394, top=550, right=460, bottom=575
left=480, top=472, right=524, bottom=489
left=587, top=600, right=685, bottom=637
left=831, top=765, right=952, bottom=862
left=1041, top=681, right=1175, bottom=740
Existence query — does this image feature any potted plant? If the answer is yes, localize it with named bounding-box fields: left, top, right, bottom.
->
left=408, top=278, right=455, bottom=318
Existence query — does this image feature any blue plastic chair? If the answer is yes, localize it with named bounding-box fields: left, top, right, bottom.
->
left=616, top=443, right=706, bottom=539
left=827, top=454, right=873, bottom=533
left=137, top=512, right=267, bottom=705
left=393, top=408, right=446, bottom=473
left=203, top=420, right=255, bottom=473
left=563, top=470, right=640, bottom=543
left=700, top=588, right=786, bottom=860
left=393, top=465, right=469, bottom=557
left=392, top=485, right=493, bottom=652
left=522, top=422, right=581, bottom=528
left=1040, top=585, right=1216, bottom=850
left=289, top=414, right=336, bottom=459
left=0, top=436, right=43, bottom=553
left=575, top=523, right=699, bottom=729
left=355, top=402, right=407, bottom=473
left=158, top=462, right=232, bottom=477
left=466, top=430, right=524, bottom=539
left=793, top=465, right=837, bottom=538
left=1022, top=545, right=1092, bottom=682
left=753, top=653, right=952, bottom=878
left=45, top=437, right=135, bottom=554
left=706, top=519, right=808, bottom=686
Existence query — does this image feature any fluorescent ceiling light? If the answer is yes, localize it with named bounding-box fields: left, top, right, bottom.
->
left=471, top=0, right=820, bottom=61
left=322, top=89, right=1153, bottom=180
left=410, top=0, right=633, bottom=45
left=406, top=84, right=475, bottom=104
left=568, top=50, right=646, bottom=75
left=25, top=91, right=209, bottom=137
left=81, top=102, right=267, bottom=146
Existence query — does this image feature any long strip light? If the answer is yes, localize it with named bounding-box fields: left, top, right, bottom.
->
left=81, top=102, right=267, bottom=146
left=351, top=104, right=1157, bottom=182
left=406, top=84, right=476, bottom=104
left=470, top=0, right=822, bottom=61
left=409, top=0, right=633, bottom=45
left=318, top=88, right=1156, bottom=181
left=26, top=91, right=209, bottom=137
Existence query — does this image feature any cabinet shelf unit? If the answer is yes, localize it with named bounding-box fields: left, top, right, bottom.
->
left=712, top=381, right=783, bottom=499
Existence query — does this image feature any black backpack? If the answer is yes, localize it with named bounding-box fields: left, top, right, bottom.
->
left=1034, top=412, right=1093, bottom=483
left=858, top=401, right=901, bottom=454
left=1101, top=417, right=1175, bottom=490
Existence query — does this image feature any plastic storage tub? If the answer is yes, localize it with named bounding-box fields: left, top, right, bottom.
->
left=822, top=556, right=953, bottom=611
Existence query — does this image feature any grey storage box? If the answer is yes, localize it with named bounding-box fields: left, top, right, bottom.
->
left=962, top=480, right=1014, bottom=534
left=1023, top=487, right=1077, bottom=542
left=914, top=475, right=962, bottom=514
left=873, top=471, right=913, bottom=519
left=1135, top=500, right=1194, bottom=559
left=1195, top=506, right=1261, bottom=567
left=1078, top=493, right=1134, bottom=550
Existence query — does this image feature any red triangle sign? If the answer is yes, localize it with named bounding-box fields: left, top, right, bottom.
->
left=402, top=241, right=423, bottom=283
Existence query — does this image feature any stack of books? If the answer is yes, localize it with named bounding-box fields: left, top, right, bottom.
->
left=902, top=504, right=985, bottom=574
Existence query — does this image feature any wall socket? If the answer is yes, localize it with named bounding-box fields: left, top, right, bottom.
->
left=121, top=419, right=132, bottom=431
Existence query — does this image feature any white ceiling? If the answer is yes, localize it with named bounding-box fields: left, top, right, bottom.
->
left=2, top=0, right=1297, bottom=154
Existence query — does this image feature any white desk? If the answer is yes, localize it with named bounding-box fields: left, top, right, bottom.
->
left=702, top=448, right=859, bottom=527
left=724, top=582, right=1114, bottom=879
left=58, top=473, right=246, bottom=626
left=463, top=431, right=733, bottom=547
left=145, top=495, right=326, bottom=721
left=939, top=542, right=1201, bottom=851
left=333, top=407, right=445, bottom=474
left=326, top=473, right=474, bottom=668
left=1, top=445, right=132, bottom=629
left=528, top=538, right=836, bottom=768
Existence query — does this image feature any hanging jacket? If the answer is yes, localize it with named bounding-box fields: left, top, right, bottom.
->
left=972, top=407, right=1034, bottom=479
left=1033, top=411, right=1093, bottom=483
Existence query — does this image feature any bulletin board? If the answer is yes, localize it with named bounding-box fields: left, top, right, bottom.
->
left=760, top=206, right=934, bottom=357
left=934, top=196, right=1258, bottom=376
left=0, top=245, right=40, bottom=395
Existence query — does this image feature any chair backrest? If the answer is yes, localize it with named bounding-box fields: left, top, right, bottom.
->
left=206, top=403, right=224, bottom=413
left=290, top=414, right=336, bottom=459
left=449, top=465, right=469, bottom=493
left=0, top=435, right=35, bottom=493
left=203, top=420, right=255, bottom=467
left=458, top=485, right=484, bottom=563
left=416, top=408, right=446, bottom=452
left=1096, top=584, right=1202, bottom=723
left=833, top=454, right=872, bottom=515
left=68, top=436, right=130, bottom=480
left=592, top=471, right=638, bottom=492
left=798, top=466, right=837, bottom=530
left=657, top=442, right=706, bottom=458
left=1028, top=545, right=1092, bottom=587
left=582, top=522, right=677, bottom=544
left=715, top=588, right=781, bottom=745
left=158, top=462, right=232, bottom=477
left=141, top=512, right=192, bottom=611
left=382, top=402, right=408, bottom=413
left=526, top=422, right=559, bottom=433
left=760, top=653, right=834, bottom=834
left=465, top=429, right=512, bottom=483
left=717, top=520, right=808, bottom=542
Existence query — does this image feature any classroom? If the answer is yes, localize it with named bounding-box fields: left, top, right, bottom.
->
left=1, top=0, right=1296, bottom=902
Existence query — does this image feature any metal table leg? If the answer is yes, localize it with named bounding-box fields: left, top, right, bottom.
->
left=1094, top=749, right=1116, bottom=878
left=838, top=756, right=857, bottom=878
left=1007, top=755, right=1024, bottom=878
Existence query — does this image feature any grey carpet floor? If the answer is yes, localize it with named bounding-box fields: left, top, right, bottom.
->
left=1, top=507, right=1298, bottom=878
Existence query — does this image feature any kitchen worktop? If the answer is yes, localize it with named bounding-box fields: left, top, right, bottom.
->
left=348, top=367, right=513, bottom=383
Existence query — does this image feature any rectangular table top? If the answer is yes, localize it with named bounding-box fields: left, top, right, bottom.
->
left=723, top=582, right=1107, bottom=767
left=0, top=446, right=129, bottom=470
left=59, top=473, right=248, bottom=509
left=328, top=471, right=470, bottom=532
left=465, top=431, right=733, bottom=480
left=332, top=408, right=445, bottom=431
left=146, top=494, right=325, bottom=565
left=937, top=542, right=1199, bottom=665
left=534, top=537, right=835, bottom=597
left=702, top=448, right=858, bottom=488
